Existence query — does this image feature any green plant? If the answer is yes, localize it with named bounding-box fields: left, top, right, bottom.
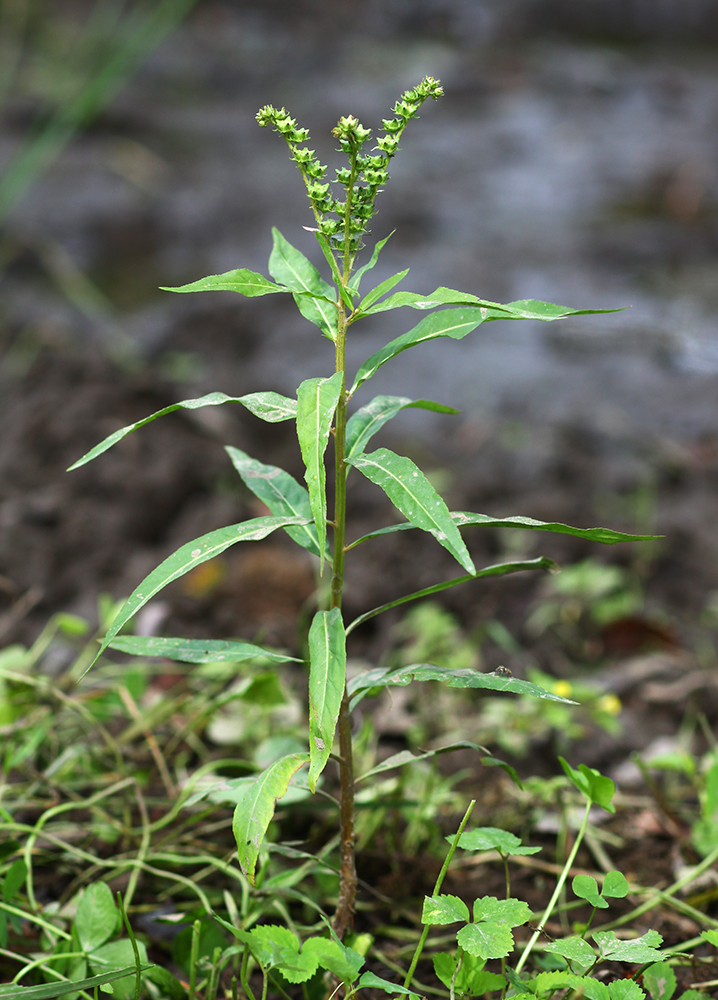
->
left=67, top=76, right=657, bottom=948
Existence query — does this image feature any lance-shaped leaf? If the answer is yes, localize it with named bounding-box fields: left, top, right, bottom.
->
left=348, top=232, right=394, bottom=291
left=362, top=285, right=623, bottom=319
left=345, top=395, right=459, bottom=461
left=451, top=511, right=659, bottom=544
left=356, top=741, right=487, bottom=784
left=307, top=609, right=346, bottom=791
left=233, top=752, right=310, bottom=884
left=88, top=516, right=309, bottom=672
left=348, top=447, right=474, bottom=573
left=68, top=391, right=297, bottom=470
left=161, top=269, right=286, bottom=296
left=108, top=636, right=299, bottom=663
left=347, top=663, right=577, bottom=707
left=358, top=269, right=409, bottom=311
left=357, top=972, right=420, bottom=997
left=345, top=557, right=558, bottom=636
left=269, top=227, right=337, bottom=340
left=361, top=287, right=510, bottom=316
left=296, top=371, right=344, bottom=572
left=226, top=446, right=329, bottom=559
left=350, top=308, right=487, bottom=394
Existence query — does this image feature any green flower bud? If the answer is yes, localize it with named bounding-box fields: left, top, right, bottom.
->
left=381, top=118, right=403, bottom=134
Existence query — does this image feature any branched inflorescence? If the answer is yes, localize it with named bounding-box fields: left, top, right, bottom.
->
left=256, top=76, right=443, bottom=262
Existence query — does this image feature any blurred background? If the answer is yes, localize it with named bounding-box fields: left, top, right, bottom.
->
left=1, top=0, right=718, bottom=761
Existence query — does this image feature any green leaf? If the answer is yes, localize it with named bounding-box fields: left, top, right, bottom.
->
left=74, top=882, right=117, bottom=952
left=362, top=286, right=623, bottom=319
left=315, top=232, right=354, bottom=309
left=226, top=446, right=329, bottom=559
left=160, top=268, right=286, bottom=296
left=504, top=968, right=536, bottom=995
left=544, top=937, right=596, bottom=969
left=348, top=232, right=394, bottom=291
left=302, top=937, right=364, bottom=985
left=457, top=922, right=514, bottom=960
left=643, top=962, right=677, bottom=1000
left=350, top=307, right=487, bottom=394
left=345, top=395, right=459, bottom=461
left=1, top=859, right=27, bottom=901
left=422, top=894, right=470, bottom=925
left=433, top=952, right=505, bottom=996
left=449, top=828, right=541, bottom=857
left=359, top=269, right=410, bottom=311
left=360, top=287, right=509, bottom=316
left=346, top=557, right=557, bottom=637
left=269, top=228, right=337, bottom=339
left=356, top=741, right=487, bottom=784
left=347, top=662, right=576, bottom=708
left=90, top=516, right=310, bottom=671
left=357, top=972, right=420, bottom=997
left=678, top=992, right=709, bottom=1000
left=479, top=755, right=525, bottom=790
left=0, top=967, right=154, bottom=1000
left=307, top=609, right=346, bottom=791
left=108, top=636, right=299, bottom=663
left=534, top=972, right=609, bottom=1000
left=473, top=897, right=531, bottom=927
left=348, top=448, right=474, bottom=573
left=701, top=929, right=718, bottom=948
left=609, top=982, right=647, bottom=1000
left=559, top=758, right=616, bottom=813
left=602, top=870, right=629, bottom=898
left=572, top=874, right=608, bottom=908
left=451, top=512, right=660, bottom=545
left=593, top=930, right=664, bottom=964
left=68, top=391, right=297, bottom=470
left=89, top=940, right=149, bottom=1000
left=233, top=752, right=310, bottom=884
left=296, top=371, right=343, bottom=572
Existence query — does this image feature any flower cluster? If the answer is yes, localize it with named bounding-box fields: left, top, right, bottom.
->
left=256, top=76, right=443, bottom=259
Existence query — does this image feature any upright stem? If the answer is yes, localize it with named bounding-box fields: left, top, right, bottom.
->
left=331, top=166, right=357, bottom=934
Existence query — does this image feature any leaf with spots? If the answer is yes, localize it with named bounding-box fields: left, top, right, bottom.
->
left=161, top=269, right=287, bottom=296
left=296, top=371, right=344, bottom=572
left=233, top=753, right=310, bottom=884
left=348, top=448, right=474, bottom=574
left=87, top=516, right=310, bottom=674
left=68, top=391, right=298, bottom=470
left=226, top=446, right=330, bottom=559
left=307, top=609, right=346, bottom=791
